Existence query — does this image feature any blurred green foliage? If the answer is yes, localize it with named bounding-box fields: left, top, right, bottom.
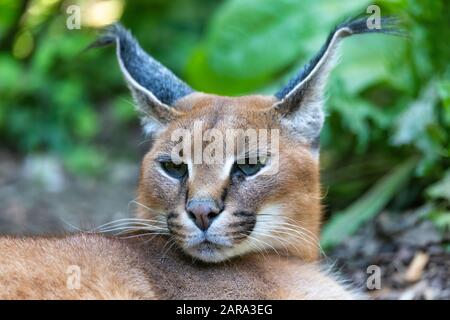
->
left=0, top=0, right=449, bottom=243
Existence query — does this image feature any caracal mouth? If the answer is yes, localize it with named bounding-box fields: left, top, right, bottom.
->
left=185, top=242, right=226, bottom=262
left=183, top=235, right=236, bottom=262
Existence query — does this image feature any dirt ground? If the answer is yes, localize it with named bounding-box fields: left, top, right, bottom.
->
left=331, top=209, right=450, bottom=299
left=0, top=150, right=137, bottom=235
left=0, top=149, right=448, bottom=300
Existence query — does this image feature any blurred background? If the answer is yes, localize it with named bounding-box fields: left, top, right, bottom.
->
left=0, top=0, right=449, bottom=299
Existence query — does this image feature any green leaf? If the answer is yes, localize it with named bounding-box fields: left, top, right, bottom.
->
left=112, top=97, right=137, bottom=123
left=72, top=107, right=99, bottom=140
left=188, top=0, right=370, bottom=94
left=63, top=146, right=106, bottom=175
left=321, top=157, right=418, bottom=250
left=392, top=83, right=438, bottom=147
left=328, top=88, right=391, bottom=151
left=0, top=55, right=22, bottom=92
left=427, top=170, right=450, bottom=202
left=333, top=35, right=408, bottom=94
left=437, top=76, right=450, bottom=125
left=427, top=209, right=450, bottom=232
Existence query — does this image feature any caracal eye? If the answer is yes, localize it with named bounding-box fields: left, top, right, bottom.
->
left=161, top=161, right=188, bottom=179
left=232, top=158, right=265, bottom=177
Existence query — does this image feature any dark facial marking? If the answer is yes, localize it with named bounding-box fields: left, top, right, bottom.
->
left=231, top=211, right=257, bottom=237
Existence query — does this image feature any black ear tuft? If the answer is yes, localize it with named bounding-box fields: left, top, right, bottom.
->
left=272, top=17, right=404, bottom=155
left=90, top=24, right=194, bottom=106
left=275, top=17, right=405, bottom=100
left=88, top=24, right=195, bottom=135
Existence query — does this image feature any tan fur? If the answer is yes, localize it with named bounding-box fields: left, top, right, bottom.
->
left=0, top=235, right=154, bottom=299
left=0, top=93, right=357, bottom=299
left=0, top=234, right=355, bottom=299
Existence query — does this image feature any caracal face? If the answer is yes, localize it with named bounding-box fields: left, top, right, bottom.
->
left=136, top=94, right=321, bottom=262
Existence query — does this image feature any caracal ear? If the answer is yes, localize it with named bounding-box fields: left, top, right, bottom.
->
left=91, top=24, right=194, bottom=136
left=271, top=17, right=403, bottom=157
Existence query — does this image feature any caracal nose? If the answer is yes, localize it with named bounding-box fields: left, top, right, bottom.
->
left=186, top=199, right=221, bottom=231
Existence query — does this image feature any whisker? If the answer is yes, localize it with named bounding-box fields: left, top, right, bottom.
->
left=244, top=235, right=268, bottom=256
left=160, top=236, right=178, bottom=260
left=255, top=216, right=327, bottom=257
left=254, top=226, right=307, bottom=257
left=268, top=223, right=319, bottom=246
left=101, top=226, right=168, bottom=235
left=58, top=217, right=85, bottom=232
left=272, top=221, right=326, bottom=256
left=97, top=221, right=167, bottom=232
left=91, top=217, right=165, bottom=232
left=250, top=230, right=291, bottom=256
left=116, top=232, right=170, bottom=240
left=96, top=224, right=167, bottom=233
left=257, top=215, right=322, bottom=245
left=247, top=232, right=281, bottom=258
left=265, top=223, right=320, bottom=252
left=241, top=234, right=269, bottom=261
left=128, top=200, right=165, bottom=215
